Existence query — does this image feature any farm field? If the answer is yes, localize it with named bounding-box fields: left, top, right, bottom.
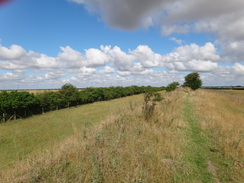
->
left=4, top=89, right=85, bottom=94
left=0, top=89, right=243, bottom=182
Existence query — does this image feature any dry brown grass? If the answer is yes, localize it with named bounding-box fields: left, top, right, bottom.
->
left=191, top=89, right=244, bottom=182
left=0, top=90, right=187, bottom=183
left=2, top=88, right=243, bottom=182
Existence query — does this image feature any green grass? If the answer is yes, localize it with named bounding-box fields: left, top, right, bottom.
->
left=176, top=94, right=215, bottom=183
left=0, top=94, right=143, bottom=169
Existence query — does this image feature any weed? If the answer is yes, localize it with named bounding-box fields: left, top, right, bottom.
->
left=91, top=154, right=104, bottom=183
left=142, top=92, right=163, bottom=121
left=129, top=101, right=137, bottom=111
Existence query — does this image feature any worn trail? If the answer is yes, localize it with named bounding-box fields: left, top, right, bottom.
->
left=180, top=94, right=220, bottom=183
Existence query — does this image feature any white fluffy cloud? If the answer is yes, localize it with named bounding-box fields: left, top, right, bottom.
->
left=58, top=46, right=109, bottom=68
left=233, top=63, right=244, bottom=75
left=0, top=47, right=61, bottom=70
left=0, top=44, right=26, bottom=60
left=78, top=67, right=97, bottom=76
left=131, top=45, right=163, bottom=67
left=29, top=52, right=61, bottom=69
left=171, top=42, right=220, bottom=62
left=130, top=42, right=219, bottom=72
left=0, top=42, right=243, bottom=89
left=99, top=66, right=115, bottom=75
left=101, top=45, right=135, bottom=71
left=173, top=60, right=218, bottom=72
left=0, top=72, right=21, bottom=82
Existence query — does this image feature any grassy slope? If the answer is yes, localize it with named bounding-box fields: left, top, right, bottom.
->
left=0, top=94, right=143, bottom=169
left=1, top=90, right=185, bottom=182
left=1, top=89, right=243, bottom=182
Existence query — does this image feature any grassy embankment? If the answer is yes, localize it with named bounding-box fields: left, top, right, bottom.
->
left=0, top=89, right=243, bottom=182
left=0, top=94, right=144, bottom=170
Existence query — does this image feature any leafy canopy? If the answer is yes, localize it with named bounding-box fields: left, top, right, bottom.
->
left=183, top=72, right=202, bottom=90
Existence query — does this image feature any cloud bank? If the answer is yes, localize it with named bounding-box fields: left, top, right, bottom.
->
left=1, top=42, right=243, bottom=89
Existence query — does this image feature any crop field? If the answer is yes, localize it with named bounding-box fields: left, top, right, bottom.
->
left=0, top=89, right=243, bottom=182
left=4, top=89, right=85, bottom=94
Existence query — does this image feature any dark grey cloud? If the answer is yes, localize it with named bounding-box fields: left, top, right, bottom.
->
left=69, top=0, right=172, bottom=30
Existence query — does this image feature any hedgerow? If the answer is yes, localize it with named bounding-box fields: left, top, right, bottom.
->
left=0, top=85, right=164, bottom=122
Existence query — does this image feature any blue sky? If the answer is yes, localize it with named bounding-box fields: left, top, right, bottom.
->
left=0, top=0, right=244, bottom=89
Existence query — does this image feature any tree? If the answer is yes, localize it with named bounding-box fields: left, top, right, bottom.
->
left=166, top=82, right=180, bottom=92
left=36, top=92, right=50, bottom=114
left=47, top=92, right=65, bottom=110
left=60, top=83, right=79, bottom=108
left=183, top=72, right=202, bottom=90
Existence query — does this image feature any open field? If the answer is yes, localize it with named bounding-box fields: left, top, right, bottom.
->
left=2, top=89, right=85, bottom=94
left=0, top=89, right=243, bottom=182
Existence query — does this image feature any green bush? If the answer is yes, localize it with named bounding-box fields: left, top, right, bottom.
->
left=166, top=82, right=180, bottom=92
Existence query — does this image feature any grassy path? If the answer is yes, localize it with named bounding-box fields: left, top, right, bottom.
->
left=190, top=90, right=244, bottom=183
left=180, top=94, right=217, bottom=183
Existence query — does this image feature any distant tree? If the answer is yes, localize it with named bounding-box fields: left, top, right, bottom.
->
left=166, top=82, right=180, bottom=92
left=183, top=72, right=202, bottom=90
left=60, top=83, right=79, bottom=108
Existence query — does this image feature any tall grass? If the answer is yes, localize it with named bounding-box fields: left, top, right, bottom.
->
left=0, top=94, right=144, bottom=170
left=3, top=88, right=242, bottom=182
left=1, top=90, right=187, bottom=182
left=191, top=89, right=244, bottom=182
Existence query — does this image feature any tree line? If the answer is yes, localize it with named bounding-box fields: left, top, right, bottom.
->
left=0, top=84, right=164, bottom=122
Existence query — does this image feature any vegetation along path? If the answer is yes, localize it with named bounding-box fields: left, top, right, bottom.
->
left=180, top=93, right=219, bottom=183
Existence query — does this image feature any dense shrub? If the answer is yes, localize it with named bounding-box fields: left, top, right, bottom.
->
left=166, top=82, right=180, bottom=92
left=0, top=91, right=39, bottom=121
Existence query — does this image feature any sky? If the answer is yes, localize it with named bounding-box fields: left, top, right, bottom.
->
left=0, top=0, right=244, bottom=89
